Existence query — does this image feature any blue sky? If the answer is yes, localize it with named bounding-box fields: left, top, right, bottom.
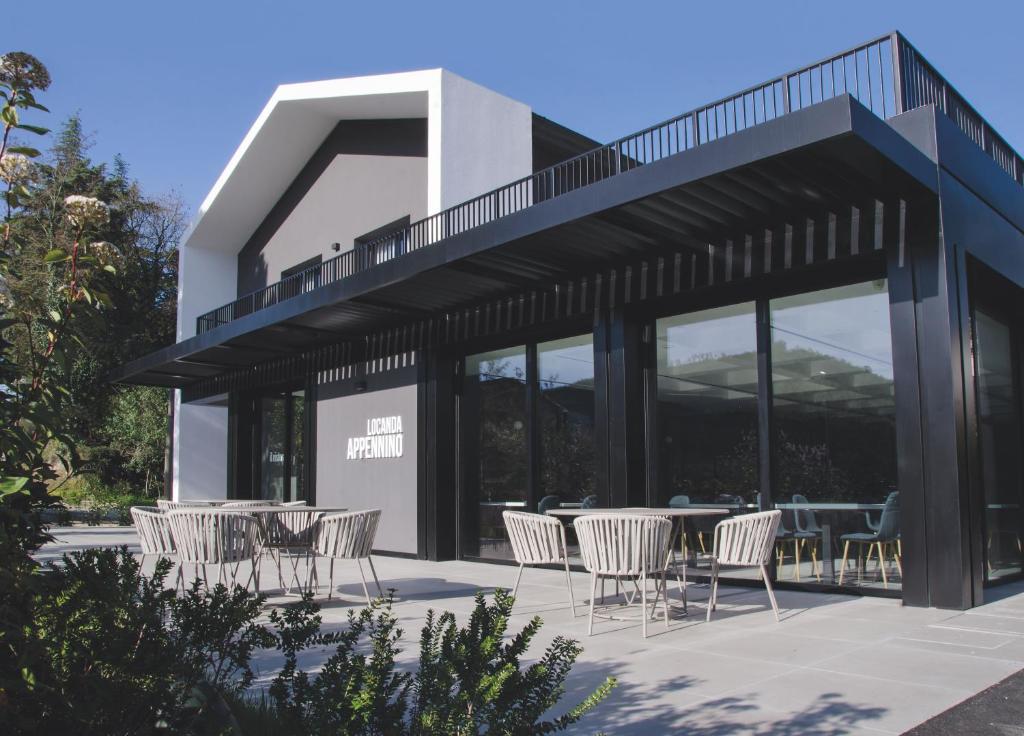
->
left=8, top=0, right=1023, bottom=222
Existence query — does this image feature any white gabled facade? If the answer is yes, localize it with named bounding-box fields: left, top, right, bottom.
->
left=173, top=69, right=535, bottom=501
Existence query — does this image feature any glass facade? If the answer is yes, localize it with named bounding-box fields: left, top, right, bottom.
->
left=974, top=307, right=1024, bottom=580
left=462, top=335, right=596, bottom=561
left=654, top=303, right=760, bottom=564
left=257, top=390, right=307, bottom=503
left=457, top=282, right=899, bottom=591
left=462, top=346, right=529, bottom=560
left=538, top=334, right=597, bottom=505
left=770, top=281, right=899, bottom=590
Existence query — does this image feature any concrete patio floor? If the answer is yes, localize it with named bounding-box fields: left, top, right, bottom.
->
left=42, top=526, right=1024, bottom=735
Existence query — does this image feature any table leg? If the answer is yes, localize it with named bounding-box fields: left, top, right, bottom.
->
left=823, top=524, right=834, bottom=585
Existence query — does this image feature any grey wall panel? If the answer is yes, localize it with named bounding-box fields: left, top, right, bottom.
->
left=315, top=365, right=419, bottom=555
left=238, top=119, right=428, bottom=295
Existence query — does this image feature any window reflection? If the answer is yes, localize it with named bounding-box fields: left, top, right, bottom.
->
left=462, top=335, right=598, bottom=562
left=655, top=303, right=760, bottom=571
left=974, top=308, right=1024, bottom=580
left=656, top=303, right=759, bottom=507
left=538, top=334, right=597, bottom=506
left=770, top=280, right=900, bottom=590
left=463, top=347, right=528, bottom=560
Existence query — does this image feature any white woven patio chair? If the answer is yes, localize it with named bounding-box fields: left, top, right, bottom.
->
left=574, top=514, right=673, bottom=639
left=311, top=509, right=382, bottom=604
left=157, top=499, right=208, bottom=510
left=131, top=506, right=178, bottom=586
left=222, top=500, right=280, bottom=508
left=258, top=508, right=324, bottom=593
left=705, top=510, right=783, bottom=623
left=166, top=509, right=262, bottom=593
left=503, top=511, right=576, bottom=618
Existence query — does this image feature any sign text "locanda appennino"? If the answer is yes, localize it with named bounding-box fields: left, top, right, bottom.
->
left=346, top=415, right=403, bottom=460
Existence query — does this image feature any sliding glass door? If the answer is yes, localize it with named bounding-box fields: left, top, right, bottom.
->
left=240, top=388, right=308, bottom=503
left=769, top=281, right=899, bottom=590
left=973, top=306, right=1024, bottom=581
left=461, top=333, right=597, bottom=561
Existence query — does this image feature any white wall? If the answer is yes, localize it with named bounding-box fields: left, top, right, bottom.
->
left=176, top=244, right=237, bottom=341
left=172, top=395, right=228, bottom=501
left=168, top=70, right=536, bottom=502
left=435, top=71, right=534, bottom=212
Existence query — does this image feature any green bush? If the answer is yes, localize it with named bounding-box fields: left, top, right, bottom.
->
left=4, top=548, right=614, bottom=736
left=11, top=547, right=275, bottom=734
left=252, top=589, right=614, bottom=735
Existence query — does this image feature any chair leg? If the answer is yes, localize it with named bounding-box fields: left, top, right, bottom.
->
left=877, top=542, right=888, bottom=589
left=661, top=570, right=670, bottom=629
left=641, top=572, right=648, bottom=639
left=811, top=542, right=821, bottom=583
left=328, top=558, right=335, bottom=599
left=356, top=559, right=372, bottom=605
left=761, top=564, right=780, bottom=622
left=588, top=572, right=597, bottom=636
left=308, top=554, right=319, bottom=595
left=706, top=559, right=719, bottom=623
left=366, top=556, right=382, bottom=597
left=894, top=546, right=903, bottom=577
left=838, top=541, right=850, bottom=585
left=681, top=546, right=688, bottom=612
left=563, top=558, right=576, bottom=618
left=271, top=548, right=286, bottom=591
left=512, top=563, right=525, bottom=600
left=792, top=539, right=802, bottom=581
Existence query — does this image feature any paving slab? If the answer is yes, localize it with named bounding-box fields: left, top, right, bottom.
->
left=38, top=527, right=1024, bottom=735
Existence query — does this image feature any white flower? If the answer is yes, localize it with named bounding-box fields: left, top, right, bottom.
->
left=0, top=152, right=33, bottom=184
left=88, top=240, right=121, bottom=267
left=64, top=195, right=110, bottom=230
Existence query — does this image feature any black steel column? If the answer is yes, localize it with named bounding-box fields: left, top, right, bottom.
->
left=755, top=300, right=775, bottom=514
left=420, top=348, right=457, bottom=561
left=891, top=195, right=974, bottom=608
left=886, top=198, right=930, bottom=608
left=593, top=313, right=611, bottom=505
left=605, top=307, right=646, bottom=507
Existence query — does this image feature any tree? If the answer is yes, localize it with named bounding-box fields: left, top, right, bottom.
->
left=4, top=111, right=182, bottom=499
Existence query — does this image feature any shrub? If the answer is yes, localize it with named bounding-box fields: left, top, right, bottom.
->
left=9, top=547, right=275, bottom=735
left=5, top=547, right=613, bottom=735
left=260, top=589, right=614, bottom=735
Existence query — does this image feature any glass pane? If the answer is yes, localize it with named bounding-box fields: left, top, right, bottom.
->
left=655, top=303, right=760, bottom=572
left=770, top=280, right=899, bottom=590
left=289, top=390, right=305, bottom=502
left=538, top=334, right=597, bottom=509
left=975, top=308, right=1024, bottom=580
left=259, top=396, right=287, bottom=502
left=463, top=346, right=528, bottom=560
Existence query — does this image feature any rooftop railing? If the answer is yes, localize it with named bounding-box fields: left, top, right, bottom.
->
left=196, top=32, right=1023, bottom=335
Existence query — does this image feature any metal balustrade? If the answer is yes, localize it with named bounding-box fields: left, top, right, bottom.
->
left=195, top=32, right=1023, bottom=335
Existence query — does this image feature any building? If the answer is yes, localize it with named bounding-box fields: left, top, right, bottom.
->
left=113, top=33, right=1024, bottom=610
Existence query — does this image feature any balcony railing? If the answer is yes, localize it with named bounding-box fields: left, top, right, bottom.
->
left=196, top=31, right=1023, bottom=335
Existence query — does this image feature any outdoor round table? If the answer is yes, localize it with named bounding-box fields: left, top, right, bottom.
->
left=546, top=507, right=728, bottom=614
left=219, top=506, right=348, bottom=593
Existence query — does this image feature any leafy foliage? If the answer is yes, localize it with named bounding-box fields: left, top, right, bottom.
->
left=5, top=547, right=612, bottom=736
left=261, top=589, right=614, bottom=735
left=8, top=547, right=275, bottom=734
